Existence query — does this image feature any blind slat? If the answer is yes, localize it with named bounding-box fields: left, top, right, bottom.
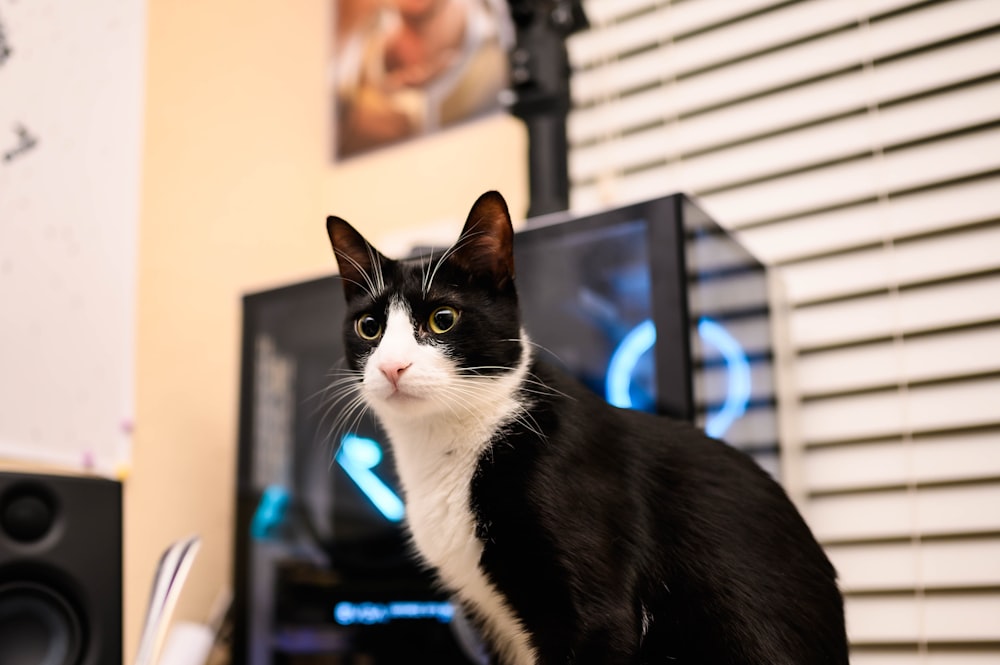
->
left=789, top=272, right=1000, bottom=351
left=569, top=7, right=673, bottom=67
left=570, top=29, right=1000, bottom=147
left=829, top=537, right=1000, bottom=592
left=573, top=76, right=1000, bottom=186
left=572, top=0, right=1000, bottom=106
left=848, top=593, right=1000, bottom=643
left=574, top=125, right=1000, bottom=219
left=780, top=223, right=1000, bottom=305
left=646, top=0, right=891, bottom=77
left=580, top=0, right=662, bottom=27
left=830, top=541, right=920, bottom=591
left=574, top=0, right=919, bottom=94
left=574, top=0, right=786, bottom=63
left=700, top=126, right=1000, bottom=227
left=739, top=175, right=1000, bottom=265
left=806, top=430, right=1000, bottom=494
left=799, top=377, right=1000, bottom=445
left=852, top=651, right=1000, bottom=665
left=811, top=483, right=1000, bottom=542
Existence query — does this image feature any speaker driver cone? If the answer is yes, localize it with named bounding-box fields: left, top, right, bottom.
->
left=0, top=581, right=83, bottom=665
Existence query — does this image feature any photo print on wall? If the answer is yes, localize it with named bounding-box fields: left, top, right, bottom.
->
left=331, top=0, right=513, bottom=160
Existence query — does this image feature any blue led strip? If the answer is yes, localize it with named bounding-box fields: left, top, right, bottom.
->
left=336, top=434, right=405, bottom=522
left=334, top=601, right=455, bottom=626
left=250, top=484, right=290, bottom=540
left=605, top=317, right=751, bottom=438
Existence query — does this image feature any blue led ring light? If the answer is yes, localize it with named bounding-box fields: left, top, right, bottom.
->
left=605, top=317, right=751, bottom=438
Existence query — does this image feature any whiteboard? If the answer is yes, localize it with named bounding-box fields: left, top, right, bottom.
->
left=0, top=0, right=145, bottom=476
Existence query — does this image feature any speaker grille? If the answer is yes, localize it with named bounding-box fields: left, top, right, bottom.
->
left=1, top=483, right=57, bottom=544
left=0, top=581, right=83, bottom=665
left=0, top=473, right=122, bottom=665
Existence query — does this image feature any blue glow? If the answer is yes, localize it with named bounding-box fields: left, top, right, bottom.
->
left=336, top=435, right=405, bottom=522
left=604, top=317, right=751, bottom=438
left=250, top=484, right=289, bottom=540
left=334, top=601, right=454, bottom=626
left=698, top=317, right=752, bottom=438
left=605, top=319, right=657, bottom=409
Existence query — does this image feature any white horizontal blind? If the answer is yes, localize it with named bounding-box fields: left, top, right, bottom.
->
left=568, top=0, right=1000, bottom=661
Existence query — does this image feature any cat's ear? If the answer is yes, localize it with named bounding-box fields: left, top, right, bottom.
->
left=326, top=215, right=388, bottom=301
left=450, top=191, right=515, bottom=289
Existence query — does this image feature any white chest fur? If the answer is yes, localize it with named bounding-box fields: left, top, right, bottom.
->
left=363, top=304, right=538, bottom=664
left=382, top=417, right=537, bottom=665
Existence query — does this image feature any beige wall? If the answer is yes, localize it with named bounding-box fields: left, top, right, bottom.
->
left=133, top=0, right=526, bottom=659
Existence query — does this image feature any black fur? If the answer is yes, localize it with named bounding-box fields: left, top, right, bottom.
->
left=327, top=191, right=849, bottom=665
left=475, top=361, right=848, bottom=664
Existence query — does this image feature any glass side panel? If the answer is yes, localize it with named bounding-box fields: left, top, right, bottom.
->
left=682, top=199, right=781, bottom=478
left=515, top=219, right=658, bottom=412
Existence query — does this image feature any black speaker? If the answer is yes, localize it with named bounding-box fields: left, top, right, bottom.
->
left=0, top=472, right=122, bottom=665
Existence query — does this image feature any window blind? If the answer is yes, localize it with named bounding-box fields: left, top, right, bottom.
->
left=568, top=0, right=1000, bottom=661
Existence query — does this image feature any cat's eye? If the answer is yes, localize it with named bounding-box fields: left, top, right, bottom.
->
left=355, top=315, right=382, bottom=340
left=429, top=306, right=459, bottom=334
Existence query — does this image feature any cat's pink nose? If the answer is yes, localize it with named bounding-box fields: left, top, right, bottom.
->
left=380, top=361, right=412, bottom=388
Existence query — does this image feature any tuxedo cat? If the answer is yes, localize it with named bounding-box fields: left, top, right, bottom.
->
left=325, top=191, right=848, bottom=665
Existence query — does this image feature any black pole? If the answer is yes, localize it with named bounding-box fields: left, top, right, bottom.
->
left=505, top=0, right=588, bottom=219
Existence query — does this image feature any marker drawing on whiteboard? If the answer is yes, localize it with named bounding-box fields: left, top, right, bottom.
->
left=0, top=11, right=10, bottom=67
left=3, top=124, right=38, bottom=163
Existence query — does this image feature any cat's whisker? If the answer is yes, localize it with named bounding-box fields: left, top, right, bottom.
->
left=322, top=356, right=351, bottom=377
left=311, top=373, right=365, bottom=410
left=334, top=247, right=380, bottom=299
left=417, top=251, right=433, bottom=296
left=315, top=379, right=361, bottom=411
left=320, top=367, right=364, bottom=383
left=322, top=394, right=373, bottom=464
left=522, top=374, right=574, bottom=401
left=317, top=394, right=360, bottom=435
left=502, top=337, right=564, bottom=364
left=510, top=413, right=546, bottom=442
left=310, top=371, right=364, bottom=405
left=431, top=383, right=500, bottom=427
left=434, top=389, right=483, bottom=429
left=455, top=365, right=519, bottom=376
left=318, top=387, right=367, bottom=441
left=315, top=364, right=367, bottom=431
left=452, top=374, right=544, bottom=398
left=338, top=276, right=376, bottom=301
left=342, top=402, right=373, bottom=448
left=438, top=388, right=543, bottom=447
left=363, top=241, right=385, bottom=295
left=423, top=230, right=487, bottom=296
left=455, top=369, right=572, bottom=401
left=318, top=373, right=364, bottom=387
left=419, top=248, right=444, bottom=296
left=454, top=382, right=546, bottom=441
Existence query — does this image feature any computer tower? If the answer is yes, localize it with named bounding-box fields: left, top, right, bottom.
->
left=232, top=194, right=779, bottom=663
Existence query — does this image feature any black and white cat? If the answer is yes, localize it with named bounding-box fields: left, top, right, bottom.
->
left=325, top=191, right=848, bottom=665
